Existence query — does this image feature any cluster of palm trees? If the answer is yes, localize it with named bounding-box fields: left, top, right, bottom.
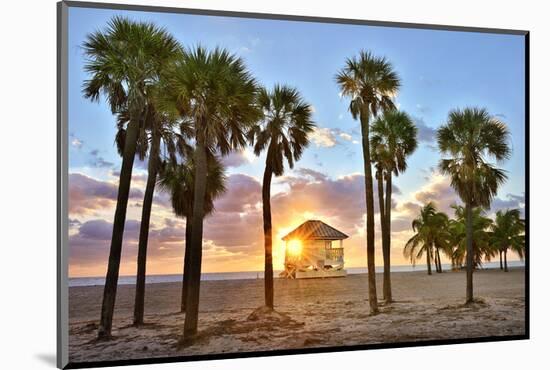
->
left=405, top=203, right=525, bottom=274
left=83, top=16, right=524, bottom=344
left=335, top=56, right=523, bottom=309
left=403, top=108, right=525, bottom=303
left=83, top=17, right=314, bottom=343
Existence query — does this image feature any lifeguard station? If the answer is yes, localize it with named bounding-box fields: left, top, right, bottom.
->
left=280, top=220, right=348, bottom=279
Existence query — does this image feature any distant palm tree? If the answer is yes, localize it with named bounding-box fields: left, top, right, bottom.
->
left=404, top=202, right=449, bottom=275
left=371, top=110, right=417, bottom=300
left=336, top=51, right=400, bottom=314
left=82, top=17, right=181, bottom=339
left=157, top=154, right=226, bottom=312
left=161, top=46, right=259, bottom=343
left=490, top=209, right=525, bottom=271
left=448, top=205, right=494, bottom=269
left=437, top=107, right=510, bottom=303
left=248, top=85, right=315, bottom=309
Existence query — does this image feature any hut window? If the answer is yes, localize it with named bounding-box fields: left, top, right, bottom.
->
left=325, top=241, right=332, bottom=249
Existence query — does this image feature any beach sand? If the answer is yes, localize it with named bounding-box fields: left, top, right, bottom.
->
left=68, top=268, right=526, bottom=363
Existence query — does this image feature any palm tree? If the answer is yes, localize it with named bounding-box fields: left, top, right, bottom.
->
left=335, top=51, right=400, bottom=314
left=161, top=47, right=259, bottom=343
left=82, top=17, right=181, bottom=339
left=404, top=202, right=449, bottom=275
left=248, top=85, right=315, bottom=309
left=371, top=110, right=417, bottom=300
left=490, top=209, right=525, bottom=271
left=114, top=102, right=191, bottom=326
left=157, top=154, right=226, bottom=312
left=448, top=205, right=494, bottom=269
left=437, top=107, right=511, bottom=303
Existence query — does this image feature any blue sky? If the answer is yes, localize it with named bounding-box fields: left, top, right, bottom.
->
left=67, top=6, right=526, bottom=276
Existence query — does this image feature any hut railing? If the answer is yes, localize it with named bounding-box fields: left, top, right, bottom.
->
left=325, top=247, right=344, bottom=260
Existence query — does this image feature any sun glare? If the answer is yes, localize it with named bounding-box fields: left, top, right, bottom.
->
left=287, top=239, right=302, bottom=256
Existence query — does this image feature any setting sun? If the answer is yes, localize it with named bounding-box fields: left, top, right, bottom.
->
left=286, top=239, right=302, bottom=256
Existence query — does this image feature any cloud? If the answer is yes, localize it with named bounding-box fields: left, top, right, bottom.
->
left=134, top=157, right=149, bottom=170
left=214, top=174, right=261, bottom=213
left=68, top=217, right=185, bottom=275
left=294, top=168, right=327, bottom=182
left=89, top=149, right=114, bottom=168
left=309, top=127, right=356, bottom=148
left=204, top=210, right=263, bottom=250
left=69, top=173, right=143, bottom=216
left=338, top=131, right=353, bottom=142
left=416, top=104, right=430, bottom=114
left=71, top=138, right=83, bottom=148
left=272, top=169, right=399, bottom=236
left=70, top=132, right=84, bottom=149
left=409, top=171, right=525, bottom=219
left=69, top=218, right=81, bottom=228
left=78, top=219, right=140, bottom=240
left=412, top=172, right=460, bottom=214
left=412, top=116, right=437, bottom=144
left=491, top=192, right=525, bottom=216
left=310, top=127, right=338, bottom=148
left=221, top=150, right=252, bottom=168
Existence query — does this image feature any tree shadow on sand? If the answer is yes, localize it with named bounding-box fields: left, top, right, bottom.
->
left=179, top=306, right=305, bottom=348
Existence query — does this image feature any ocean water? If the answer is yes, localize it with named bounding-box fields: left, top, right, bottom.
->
left=68, top=260, right=525, bottom=287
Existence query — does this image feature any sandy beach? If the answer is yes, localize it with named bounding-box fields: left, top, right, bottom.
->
left=68, top=268, right=526, bottom=363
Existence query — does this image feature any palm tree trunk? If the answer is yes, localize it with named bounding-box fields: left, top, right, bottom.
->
left=376, top=170, right=388, bottom=301
left=499, top=250, right=503, bottom=270
left=360, top=109, right=378, bottom=314
left=97, top=118, right=139, bottom=340
left=426, top=243, right=432, bottom=275
left=180, top=221, right=192, bottom=312
left=182, top=136, right=208, bottom=344
left=436, top=248, right=442, bottom=273
left=383, top=172, right=393, bottom=302
left=465, top=202, right=474, bottom=303
left=504, top=249, right=508, bottom=272
left=262, top=164, right=274, bottom=309
left=133, top=132, right=161, bottom=326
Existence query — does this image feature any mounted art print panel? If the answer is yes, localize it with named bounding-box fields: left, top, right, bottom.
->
left=57, top=1, right=529, bottom=368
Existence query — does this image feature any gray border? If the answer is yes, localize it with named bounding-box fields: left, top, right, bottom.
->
left=57, top=1, right=529, bottom=369
left=63, top=0, right=528, bottom=35
left=57, top=1, right=69, bottom=368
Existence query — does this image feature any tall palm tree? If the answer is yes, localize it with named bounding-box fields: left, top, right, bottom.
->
left=157, top=154, right=227, bottom=311
left=82, top=17, right=181, bottom=339
left=404, top=202, right=449, bottom=275
left=161, top=47, right=259, bottom=343
left=115, top=102, right=191, bottom=326
left=490, top=209, right=525, bottom=271
left=248, top=85, right=315, bottom=309
left=448, top=205, right=494, bottom=269
left=437, top=107, right=510, bottom=303
left=371, top=110, right=417, bottom=301
left=335, top=51, right=400, bottom=314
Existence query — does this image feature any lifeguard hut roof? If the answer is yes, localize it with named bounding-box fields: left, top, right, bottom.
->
left=282, top=220, right=348, bottom=241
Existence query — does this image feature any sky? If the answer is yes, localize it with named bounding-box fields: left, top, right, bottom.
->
left=67, top=6, right=526, bottom=278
